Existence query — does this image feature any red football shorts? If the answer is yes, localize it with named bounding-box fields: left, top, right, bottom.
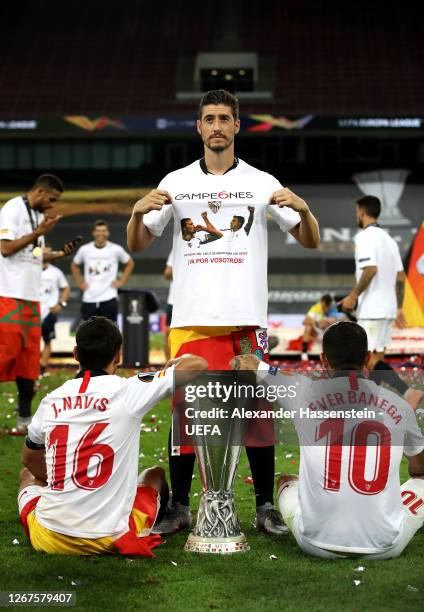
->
left=0, top=297, right=41, bottom=382
left=169, top=326, right=274, bottom=452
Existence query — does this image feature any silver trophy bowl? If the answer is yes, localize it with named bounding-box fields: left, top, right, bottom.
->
left=184, top=372, right=249, bottom=554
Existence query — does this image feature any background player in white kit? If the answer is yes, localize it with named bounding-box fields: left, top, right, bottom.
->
left=0, top=174, right=77, bottom=434
left=18, top=316, right=207, bottom=556
left=235, top=321, right=424, bottom=559
left=39, top=246, right=70, bottom=375
left=339, top=196, right=406, bottom=369
left=71, top=219, right=134, bottom=322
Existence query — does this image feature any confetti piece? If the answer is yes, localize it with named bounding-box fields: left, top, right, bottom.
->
left=354, top=566, right=366, bottom=572
left=71, top=581, right=77, bottom=586
left=12, top=538, right=19, bottom=545
left=284, top=453, right=293, bottom=459
left=171, top=561, right=178, bottom=567
left=243, top=476, right=254, bottom=484
left=353, top=580, right=362, bottom=587
left=193, top=492, right=199, bottom=497
left=290, top=460, right=297, bottom=465
left=406, top=585, right=418, bottom=592
left=269, top=554, right=278, bottom=560
left=8, top=398, right=14, bottom=404
left=57, top=576, right=63, bottom=580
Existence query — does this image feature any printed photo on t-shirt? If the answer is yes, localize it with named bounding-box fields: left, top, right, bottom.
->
left=179, top=206, right=256, bottom=250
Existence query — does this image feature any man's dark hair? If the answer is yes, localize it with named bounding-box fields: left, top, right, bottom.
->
left=181, top=218, right=193, bottom=231
left=93, top=219, right=109, bottom=230
left=32, top=174, right=64, bottom=193
left=356, top=195, right=381, bottom=219
left=323, top=321, right=368, bottom=370
left=198, top=89, right=239, bottom=120
left=321, top=294, right=333, bottom=306
left=76, top=316, right=122, bottom=370
left=233, top=215, right=245, bottom=228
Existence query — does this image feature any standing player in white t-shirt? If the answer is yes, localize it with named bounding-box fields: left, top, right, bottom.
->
left=18, top=316, right=207, bottom=556
left=234, top=321, right=424, bottom=559
left=339, top=196, right=405, bottom=369
left=40, top=247, right=70, bottom=375
left=0, top=174, right=77, bottom=434
left=71, top=219, right=134, bottom=322
left=127, top=89, right=320, bottom=535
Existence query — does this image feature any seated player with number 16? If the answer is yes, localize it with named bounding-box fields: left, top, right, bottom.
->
left=233, top=321, right=424, bottom=559
left=18, top=316, right=207, bottom=556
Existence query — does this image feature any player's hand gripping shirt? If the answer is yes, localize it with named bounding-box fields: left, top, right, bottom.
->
left=0, top=196, right=44, bottom=301
left=27, top=368, right=174, bottom=539
left=143, top=159, right=301, bottom=328
left=258, top=363, right=424, bottom=553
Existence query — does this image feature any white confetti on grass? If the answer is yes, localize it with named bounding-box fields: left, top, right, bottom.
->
left=406, top=585, right=418, bottom=592
left=12, top=538, right=19, bottom=545
left=353, top=580, right=362, bottom=587
left=269, top=554, right=278, bottom=560
left=354, top=566, right=366, bottom=572
left=171, top=561, right=178, bottom=567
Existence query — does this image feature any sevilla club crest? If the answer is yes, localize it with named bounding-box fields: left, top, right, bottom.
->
left=208, top=200, right=221, bottom=214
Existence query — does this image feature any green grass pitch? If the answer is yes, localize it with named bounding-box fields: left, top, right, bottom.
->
left=0, top=369, right=423, bottom=612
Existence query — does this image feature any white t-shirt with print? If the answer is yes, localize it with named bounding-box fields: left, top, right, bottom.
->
left=258, top=363, right=424, bottom=554
left=354, top=226, right=403, bottom=319
left=40, top=265, right=69, bottom=320
left=0, top=196, right=45, bottom=301
left=143, top=159, right=301, bottom=328
left=27, top=367, right=174, bottom=538
left=73, top=241, right=131, bottom=303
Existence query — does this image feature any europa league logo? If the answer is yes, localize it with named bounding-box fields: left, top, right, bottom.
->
left=126, top=299, right=143, bottom=324
left=353, top=169, right=411, bottom=227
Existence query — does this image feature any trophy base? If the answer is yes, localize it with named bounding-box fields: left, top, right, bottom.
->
left=185, top=533, right=250, bottom=554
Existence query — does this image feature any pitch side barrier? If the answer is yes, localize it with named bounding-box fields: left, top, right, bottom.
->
left=171, top=369, right=423, bottom=447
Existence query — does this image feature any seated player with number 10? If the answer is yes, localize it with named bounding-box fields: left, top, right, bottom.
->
left=233, top=321, right=424, bottom=559
left=18, top=316, right=207, bottom=556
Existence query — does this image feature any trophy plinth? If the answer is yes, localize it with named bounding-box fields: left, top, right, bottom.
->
left=185, top=490, right=249, bottom=554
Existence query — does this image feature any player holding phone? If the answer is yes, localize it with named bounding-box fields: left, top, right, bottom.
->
left=0, top=174, right=80, bottom=434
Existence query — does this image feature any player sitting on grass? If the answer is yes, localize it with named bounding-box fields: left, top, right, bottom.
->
left=18, top=316, right=207, bottom=556
left=233, top=321, right=424, bottom=559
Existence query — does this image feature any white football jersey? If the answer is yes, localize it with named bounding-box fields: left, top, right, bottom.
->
left=27, top=368, right=174, bottom=538
left=40, top=264, right=69, bottom=320
left=143, top=159, right=301, bottom=328
left=354, top=226, right=403, bottom=319
left=258, top=363, right=424, bottom=554
left=0, top=196, right=44, bottom=301
left=73, top=241, right=131, bottom=303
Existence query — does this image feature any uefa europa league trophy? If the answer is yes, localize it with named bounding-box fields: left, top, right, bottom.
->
left=184, top=372, right=249, bottom=554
